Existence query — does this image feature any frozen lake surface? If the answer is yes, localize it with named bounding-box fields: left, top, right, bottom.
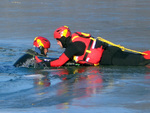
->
left=0, top=0, right=150, bottom=113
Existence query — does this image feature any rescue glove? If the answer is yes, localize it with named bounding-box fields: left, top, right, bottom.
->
left=35, top=56, right=51, bottom=67
left=35, top=56, right=43, bottom=63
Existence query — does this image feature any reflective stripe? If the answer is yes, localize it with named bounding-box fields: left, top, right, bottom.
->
left=83, top=39, right=93, bottom=61
left=73, top=56, right=79, bottom=62
left=72, top=36, right=78, bottom=41
left=92, top=40, right=96, bottom=49
left=94, top=63, right=99, bottom=66
left=90, top=37, right=96, bottom=41
left=81, top=32, right=91, bottom=37
left=86, top=50, right=91, bottom=53
left=86, top=57, right=90, bottom=62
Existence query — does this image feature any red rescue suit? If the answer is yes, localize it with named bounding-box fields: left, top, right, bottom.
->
left=71, top=32, right=104, bottom=65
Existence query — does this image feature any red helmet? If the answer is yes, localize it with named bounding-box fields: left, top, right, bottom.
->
left=33, top=36, right=50, bottom=49
left=54, top=26, right=71, bottom=39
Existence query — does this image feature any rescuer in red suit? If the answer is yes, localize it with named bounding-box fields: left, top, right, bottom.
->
left=44, top=26, right=108, bottom=67
left=37, top=26, right=150, bottom=67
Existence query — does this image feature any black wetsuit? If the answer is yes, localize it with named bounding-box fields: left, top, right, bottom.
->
left=100, top=46, right=149, bottom=66
left=63, top=37, right=149, bottom=66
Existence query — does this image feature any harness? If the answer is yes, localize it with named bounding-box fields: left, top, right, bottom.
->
left=83, top=39, right=93, bottom=61
left=72, top=32, right=103, bottom=66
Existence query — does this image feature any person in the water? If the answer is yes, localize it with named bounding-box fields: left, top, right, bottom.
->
left=33, top=36, right=51, bottom=63
left=33, top=36, right=50, bottom=56
left=14, top=36, right=51, bottom=67
left=36, top=26, right=150, bottom=67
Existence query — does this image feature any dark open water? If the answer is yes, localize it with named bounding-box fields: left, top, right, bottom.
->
left=0, top=0, right=150, bottom=113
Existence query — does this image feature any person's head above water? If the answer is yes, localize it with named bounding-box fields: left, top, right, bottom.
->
left=33, top=36, right=50, bottom=56
left=53, top=26, right=71, bottom=48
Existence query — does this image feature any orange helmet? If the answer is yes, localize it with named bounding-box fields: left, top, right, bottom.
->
left=33, top=36, right=50, bottom=49
left=54, top=26, right=71, bottom=39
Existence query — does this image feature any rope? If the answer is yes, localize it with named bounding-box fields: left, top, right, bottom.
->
left=97, top=37, right=147, bottom=55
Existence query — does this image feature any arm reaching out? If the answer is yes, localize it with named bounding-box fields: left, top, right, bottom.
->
left=49, top=53, right=69, bottom=67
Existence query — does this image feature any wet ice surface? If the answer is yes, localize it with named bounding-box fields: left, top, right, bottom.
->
left=0, top=66, right=150, bottom=113
left=0, top=0, right=150, bottom=113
